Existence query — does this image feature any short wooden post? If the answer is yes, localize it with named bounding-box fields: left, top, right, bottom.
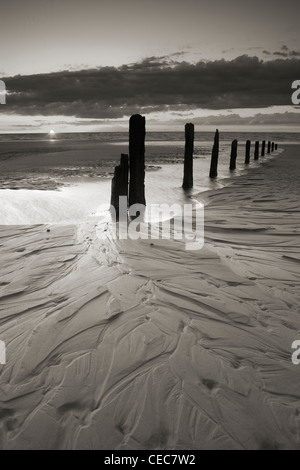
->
left=254, top=141, right=259, bottom=160
left=261, top=140, right=266, bottom=157
left=229, top=140, right=238, bottom=170
left=275, top=144, right=278, bottom=150
left=271, top=142, right=275, bottom=152
left=182, top=123, right=194, bottom=189
left=209, top=129, right=219, bottom=178
left=245, top=140, right=251, bottom=164
left=267, top=141, right=271, bottom=154
left=111, top=154, right=129, bottom=216
left=129, top=114, right=146, bottom=207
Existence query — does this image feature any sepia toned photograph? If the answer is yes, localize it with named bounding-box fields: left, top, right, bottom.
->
left=0, top=0, right=299, bottom=452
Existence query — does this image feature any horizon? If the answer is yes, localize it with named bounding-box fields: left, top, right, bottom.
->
left=1, top=125, right=300, bottom=135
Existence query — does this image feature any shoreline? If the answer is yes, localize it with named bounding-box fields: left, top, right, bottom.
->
left=0, top=140, right=277, bottom=222
left=0, top=135, right=287, bottom=191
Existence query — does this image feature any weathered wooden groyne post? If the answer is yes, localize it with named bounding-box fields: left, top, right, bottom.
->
left=182, top=123, right=194, bottom=189
left=254, top=141, right=259, bottom=160
left=271, top=142, right=275, bottom=152
left=111, top=154, right=129, bottom=216
left=245, top=140, right=251, bottom=164
left=275, top=144, right=278, bottom=150
left=209, top=129, right=219, bottom=178
left=267, top=141, right=271, bottom=154
left=229, top=139, right=238, bottom=170
left=261, top=140, right=266, bottom=157
left=129, top=114, right=146, bottom=207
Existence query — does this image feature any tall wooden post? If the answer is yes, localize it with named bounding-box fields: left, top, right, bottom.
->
left=129, top=114, right=146, bottom=207
left=229, top=140, right=238, bottom=170
left=254, top=141, right=259, bottom=160
left=245, top=140, right=251, bottom=164
left=267, top=141, right=271, bottom=154
left=209, top=129, right=219, bottom=178
left=261, top=140, right=266, bottom=157
left=111, top=154, right=129, bottom=217
left=271, top=142, right=275, bottom=152
left=182, top=123, right=194, bottom=189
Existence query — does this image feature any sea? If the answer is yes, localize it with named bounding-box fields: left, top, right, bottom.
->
left=0, top=131, right=300, bottom=144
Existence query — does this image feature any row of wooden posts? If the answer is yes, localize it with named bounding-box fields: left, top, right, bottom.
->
left=110, top=115, right=278, bottom=212
left=185, top=124, right=278, bottom=183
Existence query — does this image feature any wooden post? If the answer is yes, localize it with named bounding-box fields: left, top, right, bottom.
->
left=182, top=123, right=194, bottom=189
left=254, top=141, right=259, bottom=160
left=129, top=114, right=146, bottom=207
left=275, top=144, right=278, bottom=150
left=111, top=154, right=129, bottom=217
left=267, top=141, right=271, bottom=154
left=209, top=129, right=219, bottom=178
left=229, top=140, right=238, bottom=170
left=120, top=153, right=129, bottom=197
left=271, top=142, right=275, bottom=152
left=261, top=140, right=266, bottom=157
left=245, top=140, right=251, bottom=164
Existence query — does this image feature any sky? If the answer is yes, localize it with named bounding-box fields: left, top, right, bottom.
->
left=0, top=0, right=299, bottom=132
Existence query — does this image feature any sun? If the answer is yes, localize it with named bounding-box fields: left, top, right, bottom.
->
left=49, top=129, right=56, bottom=136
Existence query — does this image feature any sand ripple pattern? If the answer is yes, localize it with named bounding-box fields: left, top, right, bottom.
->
left=0, top=147, right=299, bottom=449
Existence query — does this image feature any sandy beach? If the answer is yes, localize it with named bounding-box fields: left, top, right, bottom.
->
left=0, top=143, right=299, bottom=450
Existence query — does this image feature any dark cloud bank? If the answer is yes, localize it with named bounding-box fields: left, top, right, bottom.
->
left=4, top=55, right=299, bottom=119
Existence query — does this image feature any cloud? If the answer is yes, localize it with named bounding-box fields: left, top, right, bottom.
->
left=3, top=55, right=299, bottom=119
left=274, top=51, right=288, bottom=57
left=264, top=46, right=300, bottom=59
